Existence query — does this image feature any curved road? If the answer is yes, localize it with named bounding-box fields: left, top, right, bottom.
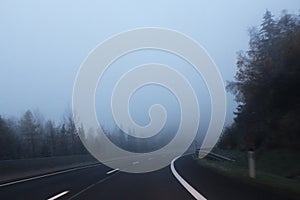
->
left=0, top=155, right=294, bottom=200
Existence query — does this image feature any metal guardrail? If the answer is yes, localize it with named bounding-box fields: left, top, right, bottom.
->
left=195, top=149, right=235, bottom=162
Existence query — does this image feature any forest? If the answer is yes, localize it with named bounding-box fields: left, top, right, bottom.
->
left=0, top=110, right=87, bottom=159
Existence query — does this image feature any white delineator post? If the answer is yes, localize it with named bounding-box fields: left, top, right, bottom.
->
left=248, top=150, right=256, bottom=178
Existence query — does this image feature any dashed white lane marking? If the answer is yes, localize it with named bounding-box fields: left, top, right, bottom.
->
left=170, top=157, right=206, bottom=200
left=0, top=163, right=101, bottom=187
left=132, top=161, right=139, bottom=165
left=48, top=190, right=69, bottom=200
left=67, top=173, right=118, bottom=199
left=106, top=168, right=119, bottom=175
left=148, top=157, right=153, bottom=160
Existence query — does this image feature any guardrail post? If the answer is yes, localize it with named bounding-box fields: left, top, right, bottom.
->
left=248, top=150, right=256, bottom=178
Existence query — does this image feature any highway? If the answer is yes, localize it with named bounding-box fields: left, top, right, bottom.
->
left=0, top=155, right=294, bottom=200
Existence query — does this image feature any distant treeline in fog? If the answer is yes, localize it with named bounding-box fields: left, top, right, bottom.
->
left=0, top=109, right=173, bottom=160
left=219, top=11, right=300, bottom=151
left=0, top=110, right=87, bottom=160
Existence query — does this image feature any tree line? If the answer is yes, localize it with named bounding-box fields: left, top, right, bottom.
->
left=0, top=109, right=174, bottom=160
left=219, top=10, right=300, bottom=151
left=0, top=110, right=87, bottom=160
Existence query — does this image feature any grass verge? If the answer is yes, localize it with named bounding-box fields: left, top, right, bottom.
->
left=196, top=149, right=300, bottom=200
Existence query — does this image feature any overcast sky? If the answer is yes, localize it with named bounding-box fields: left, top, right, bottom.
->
left=0, top=0, right=299, bottom=125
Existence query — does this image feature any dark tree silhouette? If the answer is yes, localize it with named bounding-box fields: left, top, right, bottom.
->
left=221, top=10, right=300, bottom=151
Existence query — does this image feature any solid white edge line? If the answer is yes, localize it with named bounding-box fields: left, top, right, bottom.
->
left=48, top=190, right=69, bottom=200
left=106, top=168, right=119, bottom=175
left=0, top=163, right=101, bottom=187
left=171, top=157, right=207, bottom=200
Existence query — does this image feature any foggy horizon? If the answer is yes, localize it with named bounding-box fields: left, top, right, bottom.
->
left=1, top=1, right=299, bottom=124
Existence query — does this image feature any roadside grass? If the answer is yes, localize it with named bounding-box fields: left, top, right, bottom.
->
left=213, top=148, right=300, bottom=177
left=196, top=149, right=300, bottom=200
left=0, top=154, right=98, bottom=184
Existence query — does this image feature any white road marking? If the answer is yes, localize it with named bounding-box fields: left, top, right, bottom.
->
left=148, top=157, right=153, bottom=160
left=106, top=168, right=119, bottom=175
left=132, top=161, right=139, bottom=165
left=0, top=163, right=101, bottom=187
left=170, top=157, right=206, bottom=200
left=68, top=174, right=117, bottom=199
left=48, top=190, right=69, bottom=200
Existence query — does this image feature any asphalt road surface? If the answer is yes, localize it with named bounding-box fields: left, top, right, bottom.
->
left=0, top=155, right=295, bottom=200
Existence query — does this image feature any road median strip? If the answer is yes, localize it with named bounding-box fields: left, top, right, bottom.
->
left=0, top=163, right=101, bottom=187
left=0, top=155, right=101, bottom=187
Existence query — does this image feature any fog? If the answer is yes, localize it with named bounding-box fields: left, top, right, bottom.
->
left=0, top=0, right=299, bottom=124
